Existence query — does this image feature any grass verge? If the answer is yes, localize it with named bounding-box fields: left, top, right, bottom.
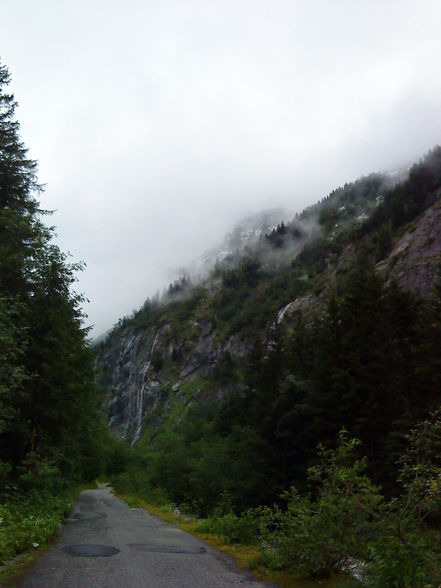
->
left=116, top=492, right=353, bottom=588
left=0, top=483, right=95, bottom=586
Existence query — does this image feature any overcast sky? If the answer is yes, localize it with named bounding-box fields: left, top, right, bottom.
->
left=2, top=1, right=441, bottom=336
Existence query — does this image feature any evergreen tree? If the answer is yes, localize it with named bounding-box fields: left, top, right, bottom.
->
left=0, top=63, right=42, bottom=296
left=0, top=59, right=106, bottom=485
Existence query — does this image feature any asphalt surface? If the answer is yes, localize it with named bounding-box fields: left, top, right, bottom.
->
left=9, top=485, right=278, bottom=588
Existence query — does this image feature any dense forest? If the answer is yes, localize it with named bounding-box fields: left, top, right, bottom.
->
left=0, top=61, right=109, bottom=565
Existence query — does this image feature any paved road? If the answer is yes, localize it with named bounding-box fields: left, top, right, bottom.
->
left=10, top=485, right=277, bottom=588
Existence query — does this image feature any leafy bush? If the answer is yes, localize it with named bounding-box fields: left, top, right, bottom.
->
left=195, top=498, right=259, bottom=545
left=363, top=410, right=441, bottom=587
left=15, top=453, right=64, bottom=494
left=254, top=426, right=441, bottom=584
left=195, top=513, right=238, bottom=543
left=366, top=529, right=441, bottom=588
left=257, top=433, right=385, bottom=579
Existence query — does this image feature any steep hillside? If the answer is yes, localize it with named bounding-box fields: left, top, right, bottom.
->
left=93, top=153, right=441, bottom=588
left=95, top=147, right=441, bottom=454
left=96, top=149, right=441, bottom=460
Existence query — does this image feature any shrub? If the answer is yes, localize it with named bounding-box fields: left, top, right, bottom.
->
left=366, top=528, right=441, bottom=588
left=195, top=509, right=259, bottom=545
left=257, top=432, right=385, bottom=579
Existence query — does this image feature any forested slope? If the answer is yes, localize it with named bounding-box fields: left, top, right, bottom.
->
left=97, top=148, right=441, bottom=506
left=97, top=147, right=441, bottom=583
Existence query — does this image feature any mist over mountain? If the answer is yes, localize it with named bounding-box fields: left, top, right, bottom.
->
left=109, top=163, right=411, bottom=331
left=96, top=146, right=441, bottom=442
left=185, top=208, right=290, bottom=278
left=4, top=1, right=441, bottom=340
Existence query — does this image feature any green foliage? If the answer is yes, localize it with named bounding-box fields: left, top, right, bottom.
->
left=366, top=146, right=441, bottom=235
left=253, top=428, right=441, bottom=584
left=306, top=256, right=439, bottom=484
left=366, top=529, right=440, bottom=588
left=103, top=436, right=134, bottom=477
left=0, top=296, right=28, bottom=439
left=0, top=488, right=74, bottom=564
left=193, top=490, right=259, bottom=544
left=365, top=411, right=441, bottom=587
left=195, top=508, right=259, bottom=545
left=14, top=453, right=64, bottom=495
left=397, top=410, right=441, bottom=522
left=257, top=433, right=384, bottom=578
left=115, top=427, right=441, bottom=585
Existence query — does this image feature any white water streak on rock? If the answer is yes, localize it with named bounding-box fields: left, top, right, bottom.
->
left=131, top=330, right=160, bottom=445
left=277, top=301, right=296, bottom=324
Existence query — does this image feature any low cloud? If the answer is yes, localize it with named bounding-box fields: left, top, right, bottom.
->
left=1, top=0, right=441, bottom=335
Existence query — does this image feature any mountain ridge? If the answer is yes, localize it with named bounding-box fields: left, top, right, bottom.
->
left=95, top=146, right=441, bottom=446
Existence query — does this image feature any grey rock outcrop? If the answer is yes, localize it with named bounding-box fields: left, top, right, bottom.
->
left=95, top=319, right=250, bottom=444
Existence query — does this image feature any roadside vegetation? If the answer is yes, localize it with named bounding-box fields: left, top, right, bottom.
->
left=0, top=484, right=85, bottom=567
left=0, top=60, right=110, bottom=573
left=112, top=421, right=441, bottom=587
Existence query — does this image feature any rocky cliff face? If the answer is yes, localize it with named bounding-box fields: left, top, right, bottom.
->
left=95, top=312, right=251, bottom=443
left=377, top=198, right=441, bottom=296
left=95, top=209, right=300, bottom=444
left=96, top=327, right=162, bottom=442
